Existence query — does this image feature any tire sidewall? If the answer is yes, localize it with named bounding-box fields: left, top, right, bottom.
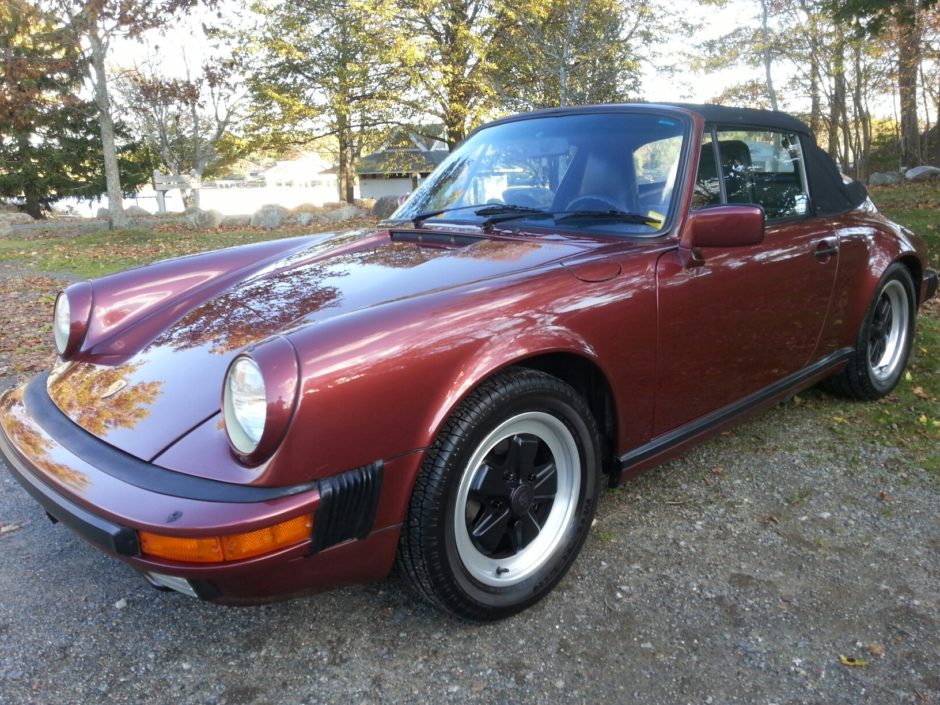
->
left=438, top=379, right=599, bottom=618
left=863, top=264, right=916, bottom=395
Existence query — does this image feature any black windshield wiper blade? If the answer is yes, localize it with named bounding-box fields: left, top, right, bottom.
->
left=555, top=210, right=661, bottom=225
left=411, top=204, right=487, bottom=228
left=481, top=208, right=661, bottom=230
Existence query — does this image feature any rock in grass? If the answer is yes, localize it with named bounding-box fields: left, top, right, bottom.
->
left=251, top=204, right=288, bottom=229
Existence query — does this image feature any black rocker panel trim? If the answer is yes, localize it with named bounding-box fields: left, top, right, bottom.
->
left=619, top=347, right=854, bottom=471
left=23, top=372, right=317, bottom=503
left=310, top=461, right=384, bottom=554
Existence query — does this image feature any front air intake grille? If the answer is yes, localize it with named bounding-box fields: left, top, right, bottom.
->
left=310, top=461, right=383, bottom=553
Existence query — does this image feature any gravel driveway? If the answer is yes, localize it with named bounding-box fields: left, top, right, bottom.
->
left=1, top=392, right=937, bottom=705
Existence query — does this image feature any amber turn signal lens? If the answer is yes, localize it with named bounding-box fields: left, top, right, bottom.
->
left=139, top=513, right=313, bottom=564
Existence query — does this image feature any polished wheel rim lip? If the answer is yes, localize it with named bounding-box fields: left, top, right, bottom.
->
left=868, top=280, right=909, bottom=383
left=454, top=412, right=580, bottom=588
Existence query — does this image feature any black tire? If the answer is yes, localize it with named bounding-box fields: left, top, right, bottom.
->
left=397, top=368, right=601, bottom=621
left=823, top=263, right=916, bottom=400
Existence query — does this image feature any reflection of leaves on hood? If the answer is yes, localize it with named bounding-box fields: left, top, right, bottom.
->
left=51, top=363, right=162, bottom=436
left=1, top=388, right=90, bottom=492
left=352, top=242, right=437, bottom=268
left=159, top=264, right=343, bottom=354
left=456, top=239, right=539, bottom=262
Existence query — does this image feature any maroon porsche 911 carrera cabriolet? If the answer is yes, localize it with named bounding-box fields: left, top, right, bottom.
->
left=1, top=103, right=936, bottom=620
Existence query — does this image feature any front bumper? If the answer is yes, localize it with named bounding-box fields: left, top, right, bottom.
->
left=0, top=374, right=406, bottom=604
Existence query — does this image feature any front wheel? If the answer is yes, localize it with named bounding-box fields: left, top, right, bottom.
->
left=397, top=368, right=601, bottom=620
left=824, top=263, right=916, bottom=400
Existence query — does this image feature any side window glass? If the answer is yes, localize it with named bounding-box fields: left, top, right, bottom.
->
left=716, top=129, right=810, bottom=219
left=692, top=133, right=720, bottom=209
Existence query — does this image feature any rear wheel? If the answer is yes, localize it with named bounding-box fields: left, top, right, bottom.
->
left=397, top=368, right=600, bottom=620
left=824, top=263, right=916, bottom=400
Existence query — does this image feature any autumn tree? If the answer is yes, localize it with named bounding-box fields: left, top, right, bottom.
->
left=243, top=0, right=408, bottom=202
left=0, top=0, right=149, bottom=215
left=118, top=54, right=245, bottom=201
left=832, top=0, right=940, bottom=166
left=50, top=0, right=208, bottom=226
left=395, top=0, right=505, bottom=148
left=490, top=0, right=653, bottom=111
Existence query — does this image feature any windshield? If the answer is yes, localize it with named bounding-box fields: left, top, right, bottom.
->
left=391, top=112, right=689, bottom=236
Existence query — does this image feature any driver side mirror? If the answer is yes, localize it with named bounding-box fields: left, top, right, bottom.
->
left=680, top=204, right=765, bottom=266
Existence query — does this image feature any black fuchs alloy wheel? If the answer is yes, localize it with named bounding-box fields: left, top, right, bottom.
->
left=397, top=368, right=601, bottom=620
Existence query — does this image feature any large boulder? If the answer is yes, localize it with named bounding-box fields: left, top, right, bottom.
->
left=251, top=204, right=288, bottom=229
left=295, top=212, right=325, bottom=227
left=321, top=205, right=367, bottom=223
left=371, top=195, right=401, bottom=219
left=0, top=212, right=34, bottom=225
left=95, top=207, right=110, bottom=219
left=125, top=205, right=150, bottom=217
left=221, top=214, right=252, bottom=228
left=0, top=211, right=34, bottom=236
left=904, top=165, right=940, bottom=181
left=185, top=208, right=225, bottom=230
left=868, top=171, right=902, bottom=186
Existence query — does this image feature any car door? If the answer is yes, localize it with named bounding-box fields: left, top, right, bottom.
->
left=653, top=127, right=839, bottom=435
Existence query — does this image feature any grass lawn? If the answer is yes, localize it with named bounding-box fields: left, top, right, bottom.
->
left=0, top=184, right=937, bottom=473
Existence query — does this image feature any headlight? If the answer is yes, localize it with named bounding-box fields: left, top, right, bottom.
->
left=53, top=293, right=71, bottom=355
left=221, top=338, right=300, bottom=465
left=52, top=282, right=93, bottom=359
left=223, top=357, right=267, bottom=454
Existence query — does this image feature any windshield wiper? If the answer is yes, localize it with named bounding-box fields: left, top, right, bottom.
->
left=409, top=203, right=548, bottom=228
left=555, top=210, right=661, bottom=225
left=481, top=208, right=661, bottom=229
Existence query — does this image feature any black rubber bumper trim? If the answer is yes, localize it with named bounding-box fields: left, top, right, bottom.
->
left=0, top=426, right=140, bottom=556
left=925, top=269, right=938, bottom=303
left=23, top=372, right=317, bottom=503
left=309, top=461, right=384, bottom=554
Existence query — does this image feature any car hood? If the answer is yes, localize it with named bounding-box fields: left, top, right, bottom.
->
left=46, top=229, right=594, bottom=462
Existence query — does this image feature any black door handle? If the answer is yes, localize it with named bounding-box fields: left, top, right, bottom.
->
left=814, top=240, right=839, bottom=259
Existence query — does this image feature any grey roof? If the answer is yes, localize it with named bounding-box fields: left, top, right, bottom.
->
left=356, top=149, right=448, bottom=176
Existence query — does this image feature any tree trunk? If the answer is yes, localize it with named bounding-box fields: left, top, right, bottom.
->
left=760, top=0, right=778, bottom=111
left=896, top=0, right=921, bottom=168
left=87, top=28, right=128, bottom=228
left=828, top=28, right=846, bottom=164
left=807, top=10, right=822, bottom=135
left=853, top=44, right=871, bottom=180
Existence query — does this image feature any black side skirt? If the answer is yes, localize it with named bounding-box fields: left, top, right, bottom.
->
left=618, top=347, right=853, bottom=473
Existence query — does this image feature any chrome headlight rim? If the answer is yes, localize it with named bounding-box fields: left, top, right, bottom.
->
left=52, top=282, right=93, bottom=359
left=222, top=338, right=301, bottom=466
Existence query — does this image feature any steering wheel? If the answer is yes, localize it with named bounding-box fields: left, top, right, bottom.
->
left=565, top=194, right=625, bottom=212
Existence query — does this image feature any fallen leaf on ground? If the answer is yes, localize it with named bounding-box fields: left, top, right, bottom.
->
left=839, top=655, right=868, bottom=667
left=832, top=416, right=849, bottom=424
left=912, top=386, right=931, bottom=400
left=710, top=466, right=725, bottom=475
left=759, top=515, right=779, bottom=525
left=868, top=644, right=885, bottom=657
left=879, top=491, right=892, bottom=503
left=1, top=523, right=22, bottom=534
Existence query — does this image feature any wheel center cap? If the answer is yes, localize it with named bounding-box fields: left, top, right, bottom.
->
left=510, top=484, right=535, bottom=515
